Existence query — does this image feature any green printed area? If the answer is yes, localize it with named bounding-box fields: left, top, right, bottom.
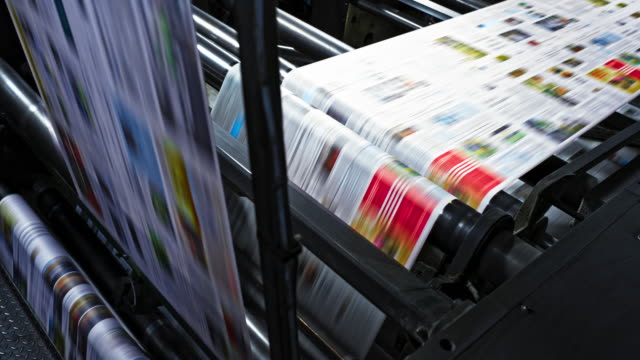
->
left=149, top=228, right=173, bottom=276
left=435, top=36, right=488, bottom=60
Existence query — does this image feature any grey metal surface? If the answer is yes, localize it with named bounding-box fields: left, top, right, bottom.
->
left=397, top=0, right=461, bottom=20
left=0, top=270, right=60, bottom=360
left=0, top=60, right=69, bottom=185
left=193, top=7, right=296, bottom=76
left=275, top=8, right=353, bottom=59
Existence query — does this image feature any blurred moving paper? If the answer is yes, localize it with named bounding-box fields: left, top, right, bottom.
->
left=6, top=0, right=249, bottom=358
left=282, top=0, right=640, bottom=211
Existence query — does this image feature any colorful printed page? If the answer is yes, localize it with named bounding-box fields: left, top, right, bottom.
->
left=6, top=1, right=248, bottom=357
left=212, top=66, right=455, bottom=268
left=212, top=65, right=455, bottom=356
left=283, top=0, right=640, bottom=210
left=280, top=91, right=455, bottom=268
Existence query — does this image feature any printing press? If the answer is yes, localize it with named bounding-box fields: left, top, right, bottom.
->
left=0, top=0, right=639, bottom=359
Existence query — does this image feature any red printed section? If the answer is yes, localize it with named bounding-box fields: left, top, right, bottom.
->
left=589, top=55, right=640, bottom=94
left=604, top=59, right=640, bottom=79
left=428, top=150, right=504, bottom=209
left=351, top=162, right=438, bottom=266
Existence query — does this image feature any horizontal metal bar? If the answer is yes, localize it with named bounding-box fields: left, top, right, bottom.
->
left=277, top=45, right=314, bottom=67
left=397, top=0, right=461, bottom=19
left=275, top=8, right=354, bottom=59
left=352, top=0, right=429, bottom=30
left=0, top=60, right=70, bottom=185
left=193, top=6, right=239, bottom=54
left=515, top=120, right=640, bottom=234
left=584, top=125, right=640, bottom=148
left=192, top=3, right=352, bottom=60
left=196, top=33, right=240, bottom=87
left=193, top=7, right=295, bottom=76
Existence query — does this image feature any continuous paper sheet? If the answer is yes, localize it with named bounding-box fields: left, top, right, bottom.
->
left=213, top=66, right=455, bottom=267
left=0, top=195, right=147, bottom=360
left=212, top=65, right=455, bottom=357
left=6, top=1, right=249, bottom=357
left=283, top=0, right=640, bottom=210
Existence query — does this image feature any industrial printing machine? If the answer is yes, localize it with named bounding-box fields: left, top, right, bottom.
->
left=1, top=0, right=640, bottom=359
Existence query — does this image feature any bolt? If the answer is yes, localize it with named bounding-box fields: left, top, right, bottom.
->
left=520, top=304, right=532, bottom=313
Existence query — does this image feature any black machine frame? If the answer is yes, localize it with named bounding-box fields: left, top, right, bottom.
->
left=410, top=179, right=640, bottom=360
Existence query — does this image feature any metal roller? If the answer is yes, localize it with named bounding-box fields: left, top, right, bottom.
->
left=0, top=60, right=69, bottom=184
left=275, top=9, right=354, bottom=60
left=194, top=6, right=298, bottom=75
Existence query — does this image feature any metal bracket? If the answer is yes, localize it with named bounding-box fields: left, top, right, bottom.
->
left=515, top=119, right=640, bottom=235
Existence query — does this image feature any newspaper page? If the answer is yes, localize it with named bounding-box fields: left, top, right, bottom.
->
left=283, top=0, right=640, bottom=211
left=212, top=66, right=455, bottom=267
left=6, top=1, right=249, bottom=357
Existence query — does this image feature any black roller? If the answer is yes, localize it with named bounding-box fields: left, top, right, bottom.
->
left=425, top=200, right=541, bottom=289
left=0, top=60, right=70, bottom=184
left=488, top=190, right=523, bottom=218
left=428, top=200, right=480, bottom=255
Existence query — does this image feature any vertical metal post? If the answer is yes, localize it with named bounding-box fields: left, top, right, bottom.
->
left=233, top=0, right=300, bottom=359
